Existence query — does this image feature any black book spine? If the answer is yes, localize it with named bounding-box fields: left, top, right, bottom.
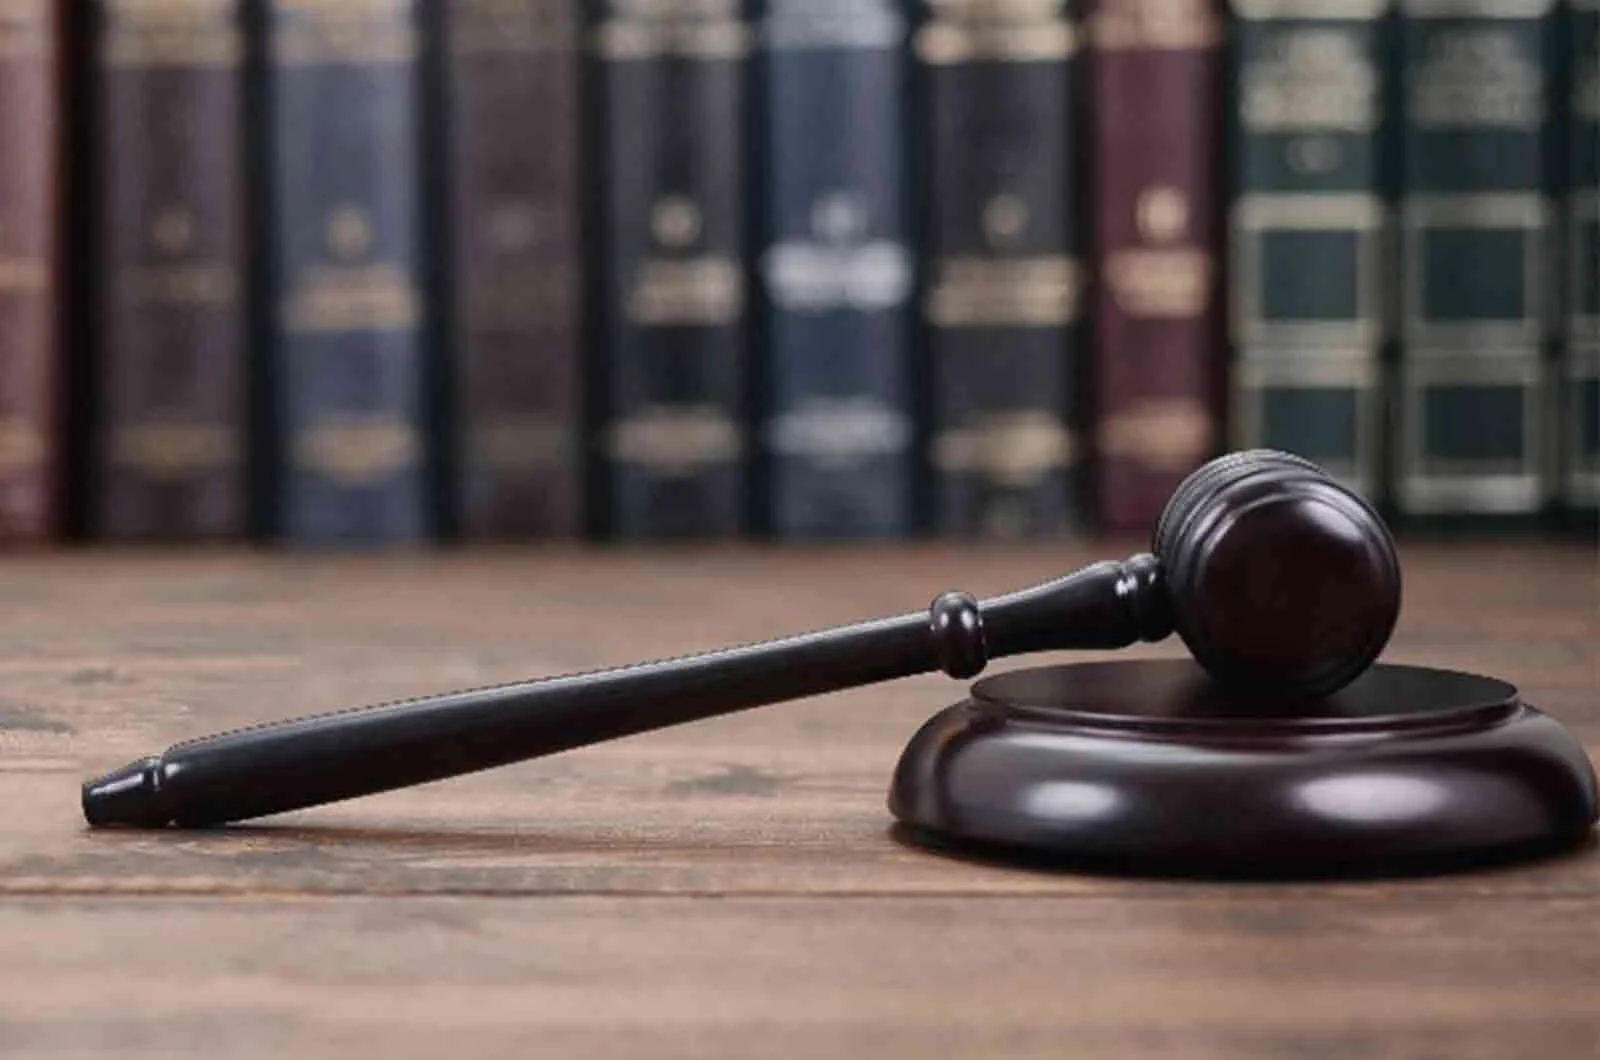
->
left=441, top=0, right=584, bottom=539
left=594, top=0, right=752, bottom=539
left=917, top=1, right=1083, bottom=538
left=92, top=0, right=248, bottom=539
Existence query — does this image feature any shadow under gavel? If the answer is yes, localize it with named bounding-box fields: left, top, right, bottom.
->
left=83, top=450, right=1401, bottom=829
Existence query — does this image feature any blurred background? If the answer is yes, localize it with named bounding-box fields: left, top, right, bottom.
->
left=0, top=0, right=1594, bottom=550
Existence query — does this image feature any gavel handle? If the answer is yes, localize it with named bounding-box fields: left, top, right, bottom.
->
left=82, top=556, right=1170, bottom=828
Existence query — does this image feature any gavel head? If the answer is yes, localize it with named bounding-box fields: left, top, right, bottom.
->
left=1153, top=450, right=1401, bottom=699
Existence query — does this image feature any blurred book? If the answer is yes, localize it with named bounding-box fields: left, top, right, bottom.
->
left=440, top=0, right=584, bottom=540
left=1228, top=0, right=1388, bottom=501
left=759, top=0, right=915, bottom=539
left=0, top=0, right=61, bottom=542
left=263, top=0, right=431, bottom=545
left=920, top=0, right=1083, bottom=538
left=1089, top=0, right=1223, bottom=532
left=1566, top=0, right=1599, bottom=517
left=1394, top=0, right=1558, bottom=520
left=91, top=0, right=248, bottom=540
left=594, top=0, right=751, bottom=539
left=25, top=0, right=1590, bottom=548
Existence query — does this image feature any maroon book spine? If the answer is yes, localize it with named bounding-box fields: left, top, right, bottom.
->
left=1088, top=0, right=1223, bottom=532
left=0, top=0, right=59, bottom=541
left=443, top=0, right=583, bottom=538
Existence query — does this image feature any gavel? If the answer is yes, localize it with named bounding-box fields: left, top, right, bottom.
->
left=84, top=450, right=1402, bottom=829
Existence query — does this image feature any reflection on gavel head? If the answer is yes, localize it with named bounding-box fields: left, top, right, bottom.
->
left=1152, top=449, right=1401, bottom=699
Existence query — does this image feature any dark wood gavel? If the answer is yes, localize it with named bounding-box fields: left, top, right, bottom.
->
left=83, top=450, right=1401, bottom=828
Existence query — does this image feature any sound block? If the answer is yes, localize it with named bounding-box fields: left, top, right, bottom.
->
left=890, top=660, right=1597, bottom=877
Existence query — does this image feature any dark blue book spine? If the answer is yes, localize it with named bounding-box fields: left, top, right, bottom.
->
left=266, top=0, right=429, bottom=544
left=759, top=0, right=914, bottom=538
left=595, top=0, right=751, bottom=539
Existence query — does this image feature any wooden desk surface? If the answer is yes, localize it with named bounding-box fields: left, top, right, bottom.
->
left=1, top=544, right=1596, bottom=1058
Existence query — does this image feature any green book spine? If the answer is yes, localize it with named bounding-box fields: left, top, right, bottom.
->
left=1229, top=0, right=1390, bottom=500
left=1567, top=0, right=1599, bottom=511
left=1396, top=0, right=1559, bottom=517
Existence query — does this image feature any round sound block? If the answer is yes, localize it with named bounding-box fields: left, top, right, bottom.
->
left=889, top=660, right=1598, bottom=877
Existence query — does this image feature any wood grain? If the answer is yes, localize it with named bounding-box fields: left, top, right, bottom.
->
left=0, top=544, right=1594, bottom=1057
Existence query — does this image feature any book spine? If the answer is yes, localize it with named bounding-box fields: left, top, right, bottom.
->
left=0, top=0, right=59, bottom=541
left=1567, top=0, right=1599, bottom=511
left=919, top=1, right=1083, bottom=538
left=595, top=0, right=751, bottom=539
left=760, top=0, right=914, bottom=539
left=1089, top=0, right=1224, bottom=532
left=443, top=0, right=583, bottom=539
left=1228, top=0, right=1389, bottom=501
left=265, top=0, right=430, bottom=544
left=93, top=0, right=247, bottom=540
left=1396, top=0, right=1558, bottom=516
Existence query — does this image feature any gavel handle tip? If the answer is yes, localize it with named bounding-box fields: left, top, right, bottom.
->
left=83, top=757, right=171, bottom=829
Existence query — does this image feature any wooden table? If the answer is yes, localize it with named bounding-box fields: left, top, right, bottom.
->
left=1, top=544, right=1595, bottom=1058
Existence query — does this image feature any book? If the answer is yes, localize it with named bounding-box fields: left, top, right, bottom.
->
left=1228, top=0, right=1389, bottom=500
left=1566, top=0, right=1598, bottom=513
left=92, top=0, right=248, bottom=540
left=0, top=0, right=60, bottom=541
left=440, top=0, right=583, bottom=539
left=919, top=0, right=1083, bottom=538
left=1089, top=0, right=1224, bottom=532
left=264, top=0, right=430, bottom=544
left=594, top=0, right=751, bottom=539
left=1395, top=0, right=1558, bottom=517
left=760, top=0, right=915, bottom=539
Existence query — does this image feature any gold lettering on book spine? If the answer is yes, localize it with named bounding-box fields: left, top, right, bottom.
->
left=273, top=0, right=417, bottom=66
left=119, top=204, right=239, bottom=305
left=927, top=258, right=1081, bottom=327
left=0, top=0, right=49, bottom=61
left=625, top=196, right=744, bottom=325
left=917, top=1, right=1072, bottom=64
left=1241, top=27, right=1378, bottom=132
left=925, top=0, right=1068, bottom=19
left=1107, top=186, right=1214, bottom=318
left=596, top=0, right=749, bottom=61
left=454, top=0, right=575, bottom=55
left=1089, top=0, right=1220, bottom=51
left=1098, top=399, right=1212, bottom=471
left=284, top=205, right=420, bottom=332
left=294, top=419, right=418, bottom=482
left=933, top=411, right=1077, bottom=484
left=284, top=267, right=420, bottom=332
left=915, top=21, right=1076, bottom=64
left=0, top=419, right=45, bottom=472
left=608, top=406, right=742, bottom=472
left=104, top=0, right=241, bottom=68
left=0, top=257, right=48, bottom=294
left=110, top=423, right=238, bottom=475
left=1410, top=27, right=1543, bottom=129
